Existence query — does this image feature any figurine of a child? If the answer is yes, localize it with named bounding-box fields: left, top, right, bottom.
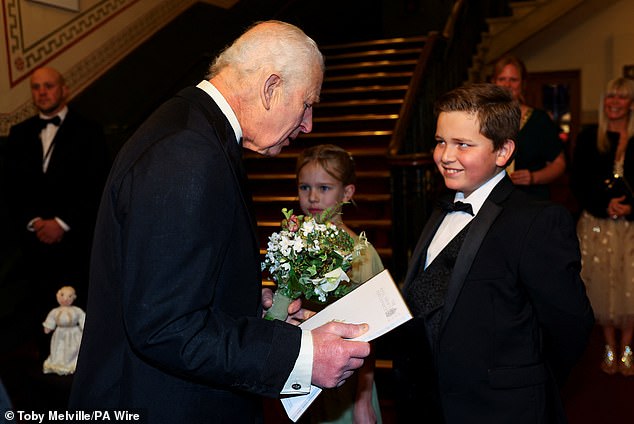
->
left=42, top=286, right=85, bottom=375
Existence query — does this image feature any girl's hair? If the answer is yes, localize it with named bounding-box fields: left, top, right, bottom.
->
left=597, top=77, right=634, bottom=153
left=296, top=144, right=356, bottom=185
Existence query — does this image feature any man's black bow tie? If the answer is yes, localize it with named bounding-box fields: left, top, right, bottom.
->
left=38, top=115, right=61, bottom=129
left=439, top=200, right=474, bottom=216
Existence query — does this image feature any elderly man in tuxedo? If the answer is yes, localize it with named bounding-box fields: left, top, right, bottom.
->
left=3, top=66, right=109, bottom=355
left=69, top=21, right=370, bottom=423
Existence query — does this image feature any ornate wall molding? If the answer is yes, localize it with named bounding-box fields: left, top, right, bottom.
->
left=1, top=0, right=236, bottom=135
left=5, top=0, right=142, bottom=87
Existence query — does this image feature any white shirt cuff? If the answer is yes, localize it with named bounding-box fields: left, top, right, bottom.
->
left=54, top=217, right=70, bottom=231
left=280, top=330, right=313, bottom=394
left=26, top=217, right=70, bottom=232
left=26, top=217, right=41, bottom=231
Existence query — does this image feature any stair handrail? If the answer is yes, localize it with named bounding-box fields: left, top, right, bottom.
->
left=386, top=0, right=467, bottom=160
left=384, top=0, right=473, bottom=283
left=386, top=31, right=440, bottom=158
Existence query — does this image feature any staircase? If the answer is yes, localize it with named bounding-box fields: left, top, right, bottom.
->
left=469, top=0, right=584, bottom=82
left=244, top=36, right=430, bottom=277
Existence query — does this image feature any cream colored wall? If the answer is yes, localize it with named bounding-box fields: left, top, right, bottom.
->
left=511, top=0, right=634, bottom=124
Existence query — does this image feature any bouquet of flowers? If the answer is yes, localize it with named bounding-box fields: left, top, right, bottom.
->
left=262, top=207, right=363, bottom=321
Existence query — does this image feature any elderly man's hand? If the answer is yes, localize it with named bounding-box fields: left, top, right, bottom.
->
left=33, top=218, right=65, bottom=244
left=311, top=321, right=370, bottom=388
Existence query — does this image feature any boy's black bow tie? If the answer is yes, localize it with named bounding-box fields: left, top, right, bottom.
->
left=439, top=200, right=474, bottom=216
left=38, top=116, right=61, bottom=129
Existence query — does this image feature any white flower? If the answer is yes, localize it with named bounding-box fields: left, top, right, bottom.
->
left=291, top=237, right=305, bottom=253
left=310, top=267, right=350, bottom=301
left=261, top=208, right=356, bottom=302
left=301, top=219, right=315, bottom=235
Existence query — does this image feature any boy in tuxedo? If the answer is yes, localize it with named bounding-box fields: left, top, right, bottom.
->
left=394, top=83, right=594, bottom=423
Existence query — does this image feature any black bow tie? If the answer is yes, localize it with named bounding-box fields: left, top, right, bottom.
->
left=439, top=200, right=474, bottom=216
left=38, top=116, right=61, bottom=130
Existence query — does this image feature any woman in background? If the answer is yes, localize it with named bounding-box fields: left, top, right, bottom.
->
left=297, top=144, right=383, bottom=423
left=492, top=55, right=566, bottom=200
left=572, top=77, right=634, bottom=376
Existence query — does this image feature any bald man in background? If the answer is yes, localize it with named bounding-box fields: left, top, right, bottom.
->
left=3, top=67, right=109, bottom=356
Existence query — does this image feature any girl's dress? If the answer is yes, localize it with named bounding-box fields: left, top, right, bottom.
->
left=305, top=233, right=384, bottom=424
left=42, top=305, right=85, bottom=375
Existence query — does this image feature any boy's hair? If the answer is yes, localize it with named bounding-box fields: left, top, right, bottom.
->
left=296, top=144, right=356, bottom=186
left=434, top=83, right=520, bottom=151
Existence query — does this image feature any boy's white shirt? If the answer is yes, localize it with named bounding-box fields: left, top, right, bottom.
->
left=425, top=170, right=506, bottom=269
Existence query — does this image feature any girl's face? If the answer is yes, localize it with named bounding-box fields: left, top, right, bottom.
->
left=297, top=161, right=354, bottom=218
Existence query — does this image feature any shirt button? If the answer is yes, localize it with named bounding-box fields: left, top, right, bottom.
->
left=291, top=383, right=301, bottom=390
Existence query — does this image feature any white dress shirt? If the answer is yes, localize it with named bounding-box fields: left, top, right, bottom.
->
left=40, top=106, right=68, bottom=173
left=425, top=171, right=506, bottom=269
left=27, top=107, right=71, bottom=232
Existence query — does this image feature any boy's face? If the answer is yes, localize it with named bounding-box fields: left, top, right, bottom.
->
left=434, top=111, right=513, bottom=197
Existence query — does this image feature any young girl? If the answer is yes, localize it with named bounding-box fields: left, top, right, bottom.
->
left=296, top=144, right=383, bottom=423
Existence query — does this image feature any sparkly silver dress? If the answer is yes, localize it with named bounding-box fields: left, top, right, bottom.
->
left=577, top=158, right=634, bottom=327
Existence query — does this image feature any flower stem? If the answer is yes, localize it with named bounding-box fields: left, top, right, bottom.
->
left=264, top=291, right=293, bottom=321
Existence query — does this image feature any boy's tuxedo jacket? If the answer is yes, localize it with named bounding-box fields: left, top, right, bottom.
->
left=69, top=87, right=301, bottom=423
left=396, top=175, right=594, bottom=424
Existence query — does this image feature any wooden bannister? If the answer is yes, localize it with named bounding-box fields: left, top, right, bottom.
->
left=385, top=0, right=475, bottom=283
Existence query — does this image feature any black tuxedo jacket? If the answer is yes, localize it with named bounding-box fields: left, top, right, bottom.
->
left=396, top=176, right=594, bottom=424
left=4, top=109, right=108, bottom=305
left=6, top=109, right=108, bottom=237
left=69, top=87, right=302, bottom=423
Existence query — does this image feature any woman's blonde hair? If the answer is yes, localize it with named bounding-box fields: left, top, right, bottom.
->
left=597, top=77, right=634, bottom=153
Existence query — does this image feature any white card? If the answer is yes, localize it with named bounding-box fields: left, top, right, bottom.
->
left=281, top=269, right=412, bottom=421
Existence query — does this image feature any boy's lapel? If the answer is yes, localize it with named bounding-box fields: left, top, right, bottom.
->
left=439, top=176, right=514, bottom=333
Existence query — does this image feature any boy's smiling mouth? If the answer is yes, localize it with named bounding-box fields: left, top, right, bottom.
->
left=443, top=167, right=463, bottom=174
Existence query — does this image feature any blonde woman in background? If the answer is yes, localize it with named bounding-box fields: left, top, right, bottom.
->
left=572, top=77, right=634, bottom=376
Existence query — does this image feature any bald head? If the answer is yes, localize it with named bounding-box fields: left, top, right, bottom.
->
left=30, top=67, right=68, bottom=116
